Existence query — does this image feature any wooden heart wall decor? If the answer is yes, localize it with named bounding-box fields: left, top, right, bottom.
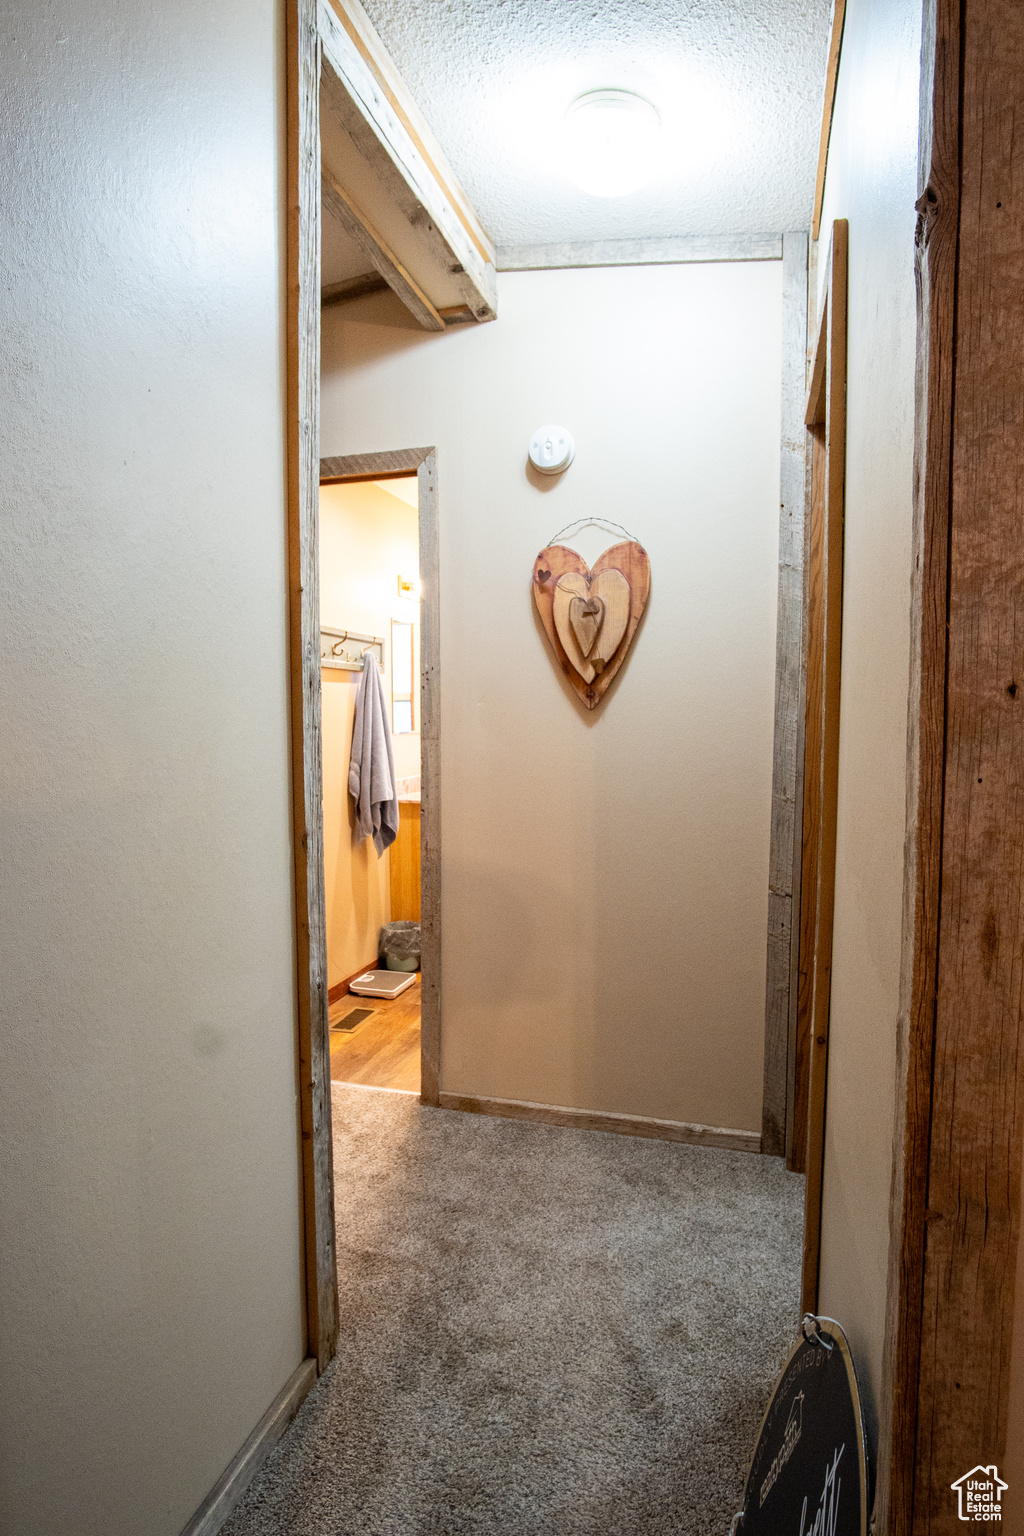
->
left=533, top=540, right=651, bottom=709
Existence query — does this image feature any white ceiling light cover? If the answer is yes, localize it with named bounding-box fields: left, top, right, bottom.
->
left=563, top=89, right=662, bottom=198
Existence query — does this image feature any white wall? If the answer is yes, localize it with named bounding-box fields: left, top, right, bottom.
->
left=814, top=0, right=923, bottom=1446
left=0, top=3, right=305, bottom=1534
left=323, top=262, right=782, bottom=1132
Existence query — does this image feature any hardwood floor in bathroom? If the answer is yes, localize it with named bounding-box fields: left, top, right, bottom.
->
left=329, top=976, right=421, bottom=1093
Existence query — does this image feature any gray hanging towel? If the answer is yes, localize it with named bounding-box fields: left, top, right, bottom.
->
left=348, top=654, right=399, bottom=857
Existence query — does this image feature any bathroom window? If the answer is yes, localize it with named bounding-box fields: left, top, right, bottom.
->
left=392, top=619, right=414, bottom=733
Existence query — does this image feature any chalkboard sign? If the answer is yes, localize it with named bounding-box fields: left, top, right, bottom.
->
left=730, top=1315, right=870, bottom=1536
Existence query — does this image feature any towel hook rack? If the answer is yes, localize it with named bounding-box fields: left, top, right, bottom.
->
left=320, top=625, right=385, bottom=672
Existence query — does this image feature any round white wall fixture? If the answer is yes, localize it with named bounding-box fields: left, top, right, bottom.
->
left=529, top=426, right=575, bottom=475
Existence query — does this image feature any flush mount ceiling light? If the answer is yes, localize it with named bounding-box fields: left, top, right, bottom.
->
left=562, top=88, right=662, bottom=198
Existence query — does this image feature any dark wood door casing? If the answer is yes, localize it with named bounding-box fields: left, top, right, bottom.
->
left=875, top=2, right=1024, bottom=1529
left=795, top=222, right=848, bottom=1316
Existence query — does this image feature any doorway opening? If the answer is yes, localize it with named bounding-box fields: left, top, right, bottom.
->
left=317, top=449, right=440, bottom=1108
left=320, top=470, right=421, bottom=1092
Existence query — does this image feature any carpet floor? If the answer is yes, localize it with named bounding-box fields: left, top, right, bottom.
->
left=221, top=1085, right=805, bottom=1536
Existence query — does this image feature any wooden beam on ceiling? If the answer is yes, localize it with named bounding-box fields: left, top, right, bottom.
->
left=497, top=234, right=785, bottom=271
left=321, top=168, right=445, bottom=331
left=323, top=0, right=494, bottom=268
left=319, top=0, right=497, bottom=324
left=320, top=271, right=388, bottom=306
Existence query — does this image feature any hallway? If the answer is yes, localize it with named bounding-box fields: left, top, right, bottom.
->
left=221, top=1088, right=804, bottom=1536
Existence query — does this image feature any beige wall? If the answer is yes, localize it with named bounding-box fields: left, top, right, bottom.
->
left=320, top=479, right=420, bottom=984
left=322, top=262, right=782, bottom=1132
left=0, top=3, right=305, bottom=1534
left=814, top=0, right=923, bottom=1447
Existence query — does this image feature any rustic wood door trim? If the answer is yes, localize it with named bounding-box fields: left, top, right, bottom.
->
left=318, top=448, right=441, bottom=1107
left=762, top=229, right=810, bottom=1157
left=811, top=0, right=848, bottom=241
left=287, top=0, right=338, bottom=1376
left=875, top=1, right=1024, bottom=1528
left=797, top=221, right=848, bottom=1307
left=319, top=0, right=497, bottom=308
left=789, top=397, right=826, bottom=1178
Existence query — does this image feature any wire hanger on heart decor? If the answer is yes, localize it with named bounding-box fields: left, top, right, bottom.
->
left=545, top=516, right=644, bottom=549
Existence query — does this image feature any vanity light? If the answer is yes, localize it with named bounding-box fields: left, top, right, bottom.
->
left=562, top=89, right=662, bottom=198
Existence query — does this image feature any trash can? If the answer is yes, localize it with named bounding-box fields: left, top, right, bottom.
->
left=379, top=920, right=421, bottom=972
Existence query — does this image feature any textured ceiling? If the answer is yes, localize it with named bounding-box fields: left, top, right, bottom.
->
left=359, top=0, right=832, bottom=248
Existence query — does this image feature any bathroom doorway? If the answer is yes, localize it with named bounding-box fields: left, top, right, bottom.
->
left=318, top=449, right=440, bottom=1105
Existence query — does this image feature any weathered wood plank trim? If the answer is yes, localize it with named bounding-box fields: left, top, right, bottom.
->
left=288, top=0, right=338, bottom=1376
left=321, top=271, right=388, bottom=306
left=874, top=2, right=958, bottom=1528
left=496, top=234, right=784, bottom=272
left=179, top=1359, right=316, bottom=1536
left=438, top=1094, right=762, bottom=1154
left=906, top=0, right=1024, bottom=1526
left=318, top=0, right=496, bottom=320
left=763, top=230, right=809, bottom=1158
left=791, top=412, right=827, bottom=1181
left=322, top=0, right=495, bottom=266
left=321, top=169, right=445, bottom=332
left=417, top=454, right=441, bottom=1107
left=321, top=447, right=431, bottom=480
left=800, top=219, right=848, bottom=1314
